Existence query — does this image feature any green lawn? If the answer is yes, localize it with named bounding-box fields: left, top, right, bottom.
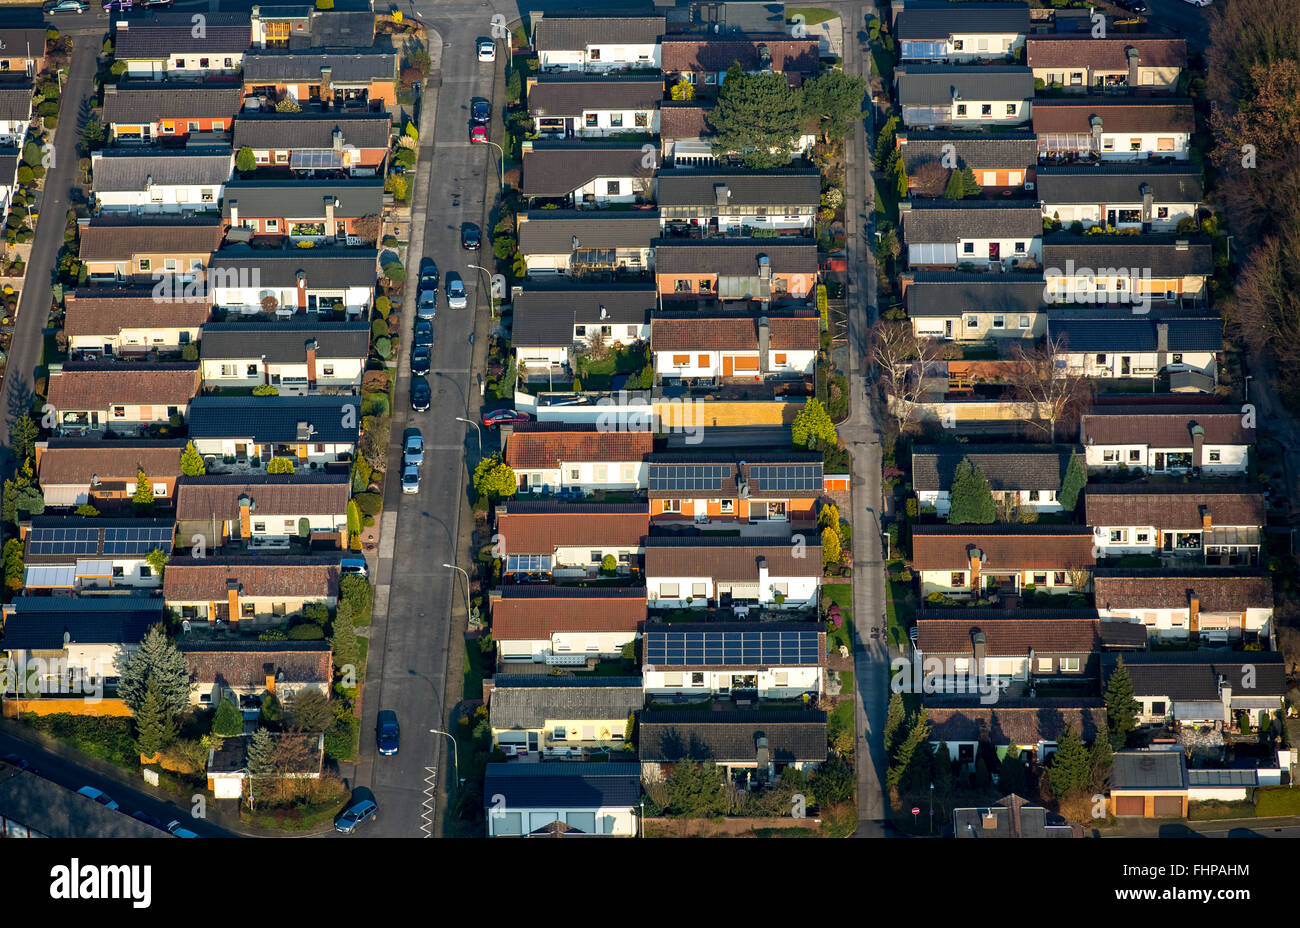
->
left=822, top=583, right=853, bottom=654
left=870, top=44, right=895, bottom=86
left=886, top=578, right=914, bottom=648
left=571, top=659, right=639, bottom=677
left=874, top=174, right=899, bottom=227
left=786, top=7, right=837, bottom=25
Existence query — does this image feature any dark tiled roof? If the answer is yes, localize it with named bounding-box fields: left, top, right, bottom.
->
left=483, top=761, right=643, bottom=809
left=643, top=536, right=823, bottom=581
left=91, top=149, right=234, bottom=191
left=639, top=710, right=827, bottom=763
left=652, top=238, right=819, bottom=275
left=179, top=640, right=332, bottom=688
left=491, top=587, right=646, bottom=640
left=47, top=362, right=200, bottom=409
left=1102, top=651, right=1285, bottom=701
left=101, top=82, right=245, bottom=124
left=660, top=34, right=820, bottom=73
left=199, top=321, right=370, bottom=361
left=896, top=1, right=1030, bottom=41
left=504, top=427, right=652, bottom=470
left=491, top=678, right=644, bottom=729
left=0, top=84, right=32, bottom=121
left=911, top=444, right=1076, bottom=492
left=521, top=141, right=655, bottom=197
left=1025, top=35, right=1187, bottom=70
left=1085, top=483, right=1264, bottom=528
left=232, top=112, right=392, bottom=150
left=162, top=555, right=339, bottom=600
left=78, top=217, right=223, bottom=260
left=0, top=770, right=171, bottom=838
left=516, top=210, right=660, bottom=255
left=656, top=168, right=821, bottom=208
left=650, top=310, right=820, bottom=351
left=1049, top=316, right=1222, bottom=354
left=0, top=596, right=164, bottom=649
left=911, top=524, right=1096, bottom=571
left=1110, top=749, right=1187, bottom=791
left=1032, top=99, right=1194, bottom=133
left=496, top=503, right=649, bottom=554
left=533, top=14, right=666, bottom=50
left=37, top=440, right=185, bottom=487
left=925, top=697, right=1106, bottom=746
left=1043, top=233, right=1213, bottom=277
left=187, top=395, right=361, bottom=444
left=0, top=26, right=48, bottom=61
left=903, top=272, right=1047, bottom=317
left=116, top=23, right=251, bottom=57
left=63, top=289, right=211, bottom=336
left=896, top=65, right=1035, bottom=106
left=1092, top=569, right=1273, bottom=613
left=1079, top=404, right=1254, bottom=446
left=242, top=52, right=396, bottom=84
left=511, top=286, right=657, bottom=347
left=902, top=200, right=1043, bottom=242
left=528, top=74, right=664, bottom=116
left=206, top=245, right=377, bottom=288
left=917, top=615, right=1132, bottom=655
left=1035, top=164, right=1204, bottom=205
left=175, top=472, right=350, bottom=521
left=953, top=793, right=1078, bottom=838
left=308, top=10, right=376, bottom=48
left=221, top=178, right=383, bottom=219
left=898, top=129, right=1037, bottom=174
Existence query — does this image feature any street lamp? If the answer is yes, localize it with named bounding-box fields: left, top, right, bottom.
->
left=429, top=728, right=464, bottom=786
left=466, top=263, right=496, bottom=318
left=473, top=136, right=505, bottom=188
left=929, top=782, right=934, bottom=835
left=454, top=416, right=483, bottom=457
left=442, top=562, right=472, bottom=624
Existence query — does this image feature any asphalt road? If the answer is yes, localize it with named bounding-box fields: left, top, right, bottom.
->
left=1145, top=0, right=1212, bottom=52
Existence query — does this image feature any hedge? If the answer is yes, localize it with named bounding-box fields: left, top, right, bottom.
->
left=353, top=492, right=383, bottom=517
left=1255, top=787, right=1300, bottom=817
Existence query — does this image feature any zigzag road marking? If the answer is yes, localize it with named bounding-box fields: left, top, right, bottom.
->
left=420, top=766, right=438, bottom=837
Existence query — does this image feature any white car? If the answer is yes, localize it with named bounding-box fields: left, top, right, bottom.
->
left=402, top=463, right=421, bottom=494
left=478, top=39, right=496, bottom=62
left=1181, top=0, right=1211, bottom=5
left=446, top=277, right=467, bottom=309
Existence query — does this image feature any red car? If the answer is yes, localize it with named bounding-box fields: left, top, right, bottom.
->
left=471, top=125, right=488, bottom=144
left=482, top=408, right=532, bottom=428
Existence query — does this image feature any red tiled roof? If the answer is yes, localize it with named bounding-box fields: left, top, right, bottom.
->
left=911, top=527, right=1096, bottom=571
left=917, top=616, right=1106, bottom=655
left=504, top=428, right=652, bottom=470
left=1080, top=405, right=1254, bottom=446
left=651, top=314, right=820, bottom=351
left=491, top=592, right=646, bottom=640
left=46, top=364, right=200, bottom=410
left=163, top=557, right=339, bottom=601
left=1025, top=36, right=1187, bottom=71
left=64, top=290, right=212, bottom=337
left=1031, top=100, right=1194, bottom=134
left=1093, top=572, right=1273, bottom=613
left=927, top=699, right=1106, bottom=746
left=180, top=644, right=332, bottom=688
left=496, top=504, right=649, bottom=554
left=37, top=442, right=183, bottom=487
left=1084, top=485, right=1265, bottom=529
left=661, top=35, right=820, bottom=73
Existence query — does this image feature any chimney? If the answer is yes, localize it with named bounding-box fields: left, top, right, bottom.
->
left=1218, top=673, right=1232, bottom=723
left=227, top=580, right=240, bottom=624
left=1089, top=114, right=1103, bottom=154
left=264, top=662, right=276, bottom=695
left=1190, top=423, right=1205, bottom=468
left=305, top=338, right=319, bottom=386
left=713, top=183, right=730, bottom=206
left=972, top=630, right=987, bottom=680
left=1140, top=183, right=1154, bottom=226
left=757, top=556, right=770, bottom=593
left=757, top=316, right=770, bottom=375
left=488, top=588, right=503, bottom=607
left=1156, top=321, right=1169, bottom=369
left=757, top=254, right=771, bottom=279
left=333, top=128, right=344, bottom=152
left=1200, top=506, right=1212, bottom=532
left=968, top=546, right=982, bottom=590
left=229, top=200, right=239, bottom=227
left=1126, top=46, right=1140, bottom=86
left=755, top=736, right=772, bottom=783
left=238, top=494, right=252, bottom=538
left=1189, top=593, right=1200, bottom=634
left=251, top=5, right=261, bottom=44
left=324, top=197, right=337, bottom=242
left=320, top=66, right=333, bottom=104
left=77, top=217, right=90, bottom=232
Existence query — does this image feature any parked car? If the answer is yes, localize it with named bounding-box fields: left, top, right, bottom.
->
left=461, top=223, right=480, bottom=250
left=166, top=820, right=200, bottom=838
left=472, top=99, right=491, bottom=124
left=341, top=556, right=368, bottom=578
left=414, top=317, right=434, bottom=348
left=401, top=463, right=421, bottom=494
left=419, top=257, right=439, bottom=286
left=335, top=787, right=378, bottom=834
left=410, top=344, right=431, bottom=376
left=103, top=0, right=132, bottom=11
left=446, top=275, right=467, bottom=309
left=45, top=0, right=88, bottom=12
left=376, top=709, right=401, bottom=754
left=410, top=376, right=431, bottom=412
left=403, top=428, right=425, bottom=466
left=77, top=786, right=119, bottom=810
left=477, top=38, right=496, bottom=62
left=3, top=753, right=34, bottom=772
left=471, top=124, right=488, bottom=144
left=417, top=287, right=438, bottom=319
left=142, top=0, right=174, bottom=6
left=130, top=810, right=166, bottom=830
left=481, top=408, right=532, bottom=428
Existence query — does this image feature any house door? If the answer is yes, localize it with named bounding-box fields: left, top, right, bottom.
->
left=1107, top=209, right=1118, bottom=227
left=693, top=499, right=708, bottom=522
left=526, top=731, right=539, bottom=752
left=1153, top=452, right=1165, bottom=471
left=722, top=356, right=734, bottom=377
left=1120, top=356, right=1131, bottom=375
left=988, top=242, right=1000, bottom=262
left=944, top=320, right=953, bottom=338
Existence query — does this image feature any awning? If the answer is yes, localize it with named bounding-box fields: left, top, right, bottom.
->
left=1205, top=526, right=1261, bottom=547
left=24, top=565, right=76, bottom=588
left=505, top=554, right=553, bottom=574
left=1173, top=700, right=1224, bottom=721
left=76, top=560, right=114, bottom=578
left=291, top=149, right=345, bottom=171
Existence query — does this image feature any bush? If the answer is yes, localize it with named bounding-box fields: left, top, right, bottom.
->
left=16, top=167, right=32, bottom=185
left=395, top=147, right=416, bottom=168
left=43, top=115, right=57, bottom=129
left=371, top=318, right=389, bottom=339
left=373, top=336, right=391, bottom=359
left=252, top=384, right=279, bottom=396
left=181, top=344, right=198, bottom=361
left=287, top=623, right=326, bottom=640
left=362, top=393, right=390, bottom=417
left=375, top=295, right=391, bottom=317
left=353, top=492, right=383, bottom=517
left=382, top=261, right=405, bottom=284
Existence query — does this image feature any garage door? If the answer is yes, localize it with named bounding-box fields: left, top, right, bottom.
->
left=1153, top=796, right=1183, bottom=818
left=1114, top=796, right=1144, bottom=817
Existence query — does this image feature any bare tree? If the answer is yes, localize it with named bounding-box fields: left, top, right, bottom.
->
left=1007, top=336, right=1093, bottom=443
left=868, top=320, right=942, bottom=433
left=909, top=159, right=950, bottom=198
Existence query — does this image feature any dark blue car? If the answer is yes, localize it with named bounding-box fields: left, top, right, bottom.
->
left=376, top=710, right=400, bottom=755
left=335, top=787, right=378, bottom=834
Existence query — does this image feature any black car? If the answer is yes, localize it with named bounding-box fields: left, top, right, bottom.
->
left=2, top=753, right=34, bottom=773
left=334, top=787, right=378, bottom=834
left=376, top=710, right=400, bottom=755
left=471, top=99, right=491, bottom=124
left=411, top=344, right=431, bottom=376
left=461, top=223, right=481, bottom=250
left=410, top=376, right=432, bottom=412
left=130, top=810, right=167, bottom=830
left=419, top=256, right=438, bottom=284
left=414, top=317, right=434, bottom=349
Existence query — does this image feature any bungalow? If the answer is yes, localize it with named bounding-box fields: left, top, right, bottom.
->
left=896, top=1, right=1030, bottom=63
left=100, top=82, right=244, bottom=143
left=230, top=111, right=391, bottom=176
left=641, top=622, right=825, bottom=698
left=163, top=555, right=339, bottom=626
left=1079, top=404, right=1254, bottom=474
left=656, top=168, right=820, bottom=237
left=646, top=449, right=824, bottom=527
left=35, top=439, right=184, bottom=509
left=495, top=502, right=648, bottom=577
left=638, top=710, right=827, bottom=782
left=221, top=178, right=384, bottom=245
left=91, top=149, right=233, bottom=215
left=206, top=246, right=376, bottom=317
left=489, top=675, right=643, bottom=757
left=77, top=216, right=223, bottom=284
left=113, top=18, right=250, bottom=80
left=659, top=102, right=715, bottom=167
left=654, top=238, right=819, bottom=303
left=900, top=200, right=1043, bottom=269
left=1032, top=99, right=1194, bottom=162
left=1036, top=164, right=1204, bottom=231
left=0, top=23, right=47, bottom=77
left=1109, top=747, right=1188, bottom=819
left=20, top=517, right=175, bottom=593
left=643, top=535, right=822, bottom=610
left=1102, top=651, right=1286, bottom=727
left=1048, top=317, right=1222, bottom=386
left=510, top=285, right=656, bottom=377
left=1041, top=234, right=1214, bottom=306
left=483, top=762, right=641, bottom=837
left=895, top=65, right=1035, bottom=128
left=199, top=320, right=370, bottom=393
left=503, top=423, right=653, bottom=495
left=207, top=732, right=323, bottom=799
left=903, top=272, right=1047, bottom=341
left=1026, top=34, right=1187, bottom=93
left=249, top=6, right=377, bottom=50
left=520, top=140, right=655, bottom=207
left=186, top=395, right=361, bottom=470
left=895, top=129, right=1038, bottom=191
left=179, top=640, right=332, bottom=710
left=63, top=288, right=210, bottom=357
left=532, top=12, right=666, bottom=73
left=527, top=74, right=663, bottom=138
left=1088, top=484, right=1265, bottom=565
left=926, top=697, right=1106, bottom=767
left=175, top=472, right=352, bottom=552
left=242, top=52, right=398, bottom=110
left=650, top=309, right=820, bottom=382
left=489, top=586, right=646, bottom=664
left=45, top=362, right=200, bottom=436
left=516, top=210, right=659, bottom=277
left=0, top=81, right=32, bottom=147
left=911, top=524, right=1096, bottom=597
left=0, top=150, right=18, bottom=228
left=1093, top=569, right=1275, bottom=642
left=661, top=34, right=821, bottom=91
left=911, top=443, right=1078, bottom=516
left=953, top=794, right=1079, bottom=838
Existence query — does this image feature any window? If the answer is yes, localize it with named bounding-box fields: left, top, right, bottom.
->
left=674, top=279, right=691, bottom=292
left=1157, top=207, right=1169, bottom=219
left=981, top=104, right=992, bottom=116
left=1018, top=315, right=1031, bottom=329
left=246, top=364, right=258, bottom=377
left=1005, top=104, right=1016, bottom=116
left=254, top=522, right=266, bottom=533
left=138, top=258, right=152, bottom=272
left=1033, top=572, right=1047, bottom=586
left=1060, top=657, right=1081, bottom=672
left=950, top=572, right=966, bottom=588
left=569, top=468, right=580, bottom=480
left=113, top=406, right=126, bottom=418
left=991, top=315, right=1005, bottom=329
left=662, top=499, right=681, bottom=513
left=153, top=483, right=167, bottom=497
left=621, top=463, right=635, bottom=482
left=590, top=550, right=603, bottom=563
left=720, top=500, right=733, bottom=514
left=242, top=603, right=255, bottom=618
left=1037, top=657, right=1053, bottom=672
left=965, top=315, right=978, bottom=328
left=775, top=671, right=789, bottom=686
left=1171, top=353, right=1183, bottom=364
left=634, top=112, right=648, bottom=128
left=963, top=242, right=975, bottom=255
left=774, top=352, right=787, bottom=365
left=660, top=582, right=680, bottom=598
left=1109, top=529, right=1127, bottom=543
left=164, top=259, right=178, bottom=272
left=575, top=325, right=587, bottom=337
left=626, top=325, right=638, bottom=339
left=201, top=189, right=215, bottom=202
left=704, top=72, right=717, bottom=84
left=672, top=354, right=690, bottom=367
left=691, top=582, right=707, bottom=598
left=698, top=279, right=712, bottom=293
left=585, top=113, right=599, bottom=128
left=609, top=112, right=623, bottom=127
left=1157, top=137, right=1175, bottom=152
left=1102, top=137, right=1114, bottom=151
left=605, top=181, right=619, bottom=196
left=952, top=39, right=964, bottom=50
left=1208, top=450, right=1221, bottom=463
left=224, top=58, right=233, bottom=68
left=1128, top=449, right=1141, bottom=463
left=1135, top=531, right=1150, bottom=544
left=275, top=153, right=289, bottom=164
left=221, top=364, right=236, bottom=377
left=188, top=121, right=200, bottom=133
left=265, top=219, right=280, bottom=232
left=1151, top=701, right=1166, bottom=716
left=174, top=59, right=184, bottom=68
left=112, top=566, right=125, bottom=578
left=553, top=725, right=567, bottom=741
left=322, top=365, right=334, bottom=377
left=1070, top=71, right=1083, bottom=85
left=594, top=464, right=608, bottom=482
left=1102, top=450, right=1118, bottom=463
left=956, top=104, right=967, bottom=117
left=1142, top=72, right=1155, bottom=85
left=589, top=48, right=601, bottom=61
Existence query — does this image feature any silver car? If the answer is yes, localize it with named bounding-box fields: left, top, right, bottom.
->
left=403, top=429, right=424, bottom=467
left=417, top=288, right=438, bottom=319
left=446, top=276, right=467, bottom=309
left=401, top=463, right=421, bottom=494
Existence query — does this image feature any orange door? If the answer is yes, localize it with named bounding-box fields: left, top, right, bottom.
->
left=722, top=356, right=733, bottom=377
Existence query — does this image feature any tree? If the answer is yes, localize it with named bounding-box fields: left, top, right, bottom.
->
left=887, top=709, right=930, bottom=794
left=1089, top=727, right=1114, bottom=793
left=347, top=498, right=362, bottom=539
left=79, top=114, right=105, bottom=154
left=1058, top=452, right=1086, bottom=513
left=330, top=607, right=358, bottom=675
left=145, top=548, right=168, bottom=578
left=275, top=97, right=302, bottom=113
left=1007, top=337, right=1093, bottom=443
left=868, top=320, right=942, bottom=433
left=791, top=398, right=837, bottom=450
left=134, top=675, right=177, bottom=758
left=181, top=441, right=206, bottom=476
left=212, top=696, right=245, bottom=736
left=119, top=624, right=191, bottom=716
left=883, top=692, right=907, bottom=762
left=473, top=453, right=517, bottom=501
left=812, top=752, right=855, bottom=805
left=943, top=165, right=982, bottom=199
left=1048, top=726, right=1090, bottom=798
left=910, top=158, right=950, bottom=197
left=1230, top=225, right=1300, bottom=406
left=817, top=503, right=841, bottom=535
left=9, top=413, right=37, bottom=463
left=247, top=726, right=276, bottom=781
left=801, top=69, right=867, bottom=141
left=948, top=457, right=996, bottom=524
left=235, top=146, right=256, bottom=174
left=259, top=693, right=284, bottom=726
left=670, top=79, right=695, bottom=101
left=358, top=414, right=391, bottom=472
left=664, top=761, right=728, bottom=817
left=821, top=525, right=842, bottom=570
left=999, top=743, right=1027, bottom=796
left=3, top=538, right=24, bottom=591
left=932, top=741, right=954, bottom=804
left=708, top=65, right=803, bottom=168
left=266, top=457, right=296, bottom=475
left=1104, top=656, right=1141, bottom=750
left=873, top=115, right=899, bottom=170
left=287, top=688, right=334, bottom=732
left=132, top=470, right=154, bottom=514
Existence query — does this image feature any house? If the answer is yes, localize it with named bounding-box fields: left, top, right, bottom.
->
left=100, top=81, right=244, bottom=143
left=1032, top=99, right=1194, bottom=162
left=659, top=102, right=715, bottom=167
left=895, top=129, right=1037, bottom=191
left=953, top=794, right=1079, bottom=838
left=641, top=622, right=825, bottom=698
left=911, top=443, right=1078, bottom=516
left=186, top=395, right=361, bottom=469
left=660, top=34, right=821, bottom=91
left=911, top=524, right=1096, bottom=597
left=0, top=23, right=47, bottom=77
left=900, top=200, right=1043, bottom=268
left=0, top=80, right=31, bottom=147
left=20, top=517, right=175, bottom=593
left=902, top=272, right=1047, bottom=341
left=895, top=65, right=1035, bottom=128
left=91, top=149, right=233, bottom=215
left=45, top=361, right=201, bottom=436
left=35, top=439, right=184, bottom=509
left=1036, top=164, right=1204, bottom=231
left=489, top=587, right=645, bottom=664
left=1048, top=316, right=1222, bottom=386
left=913, top=611, right=1146, bottom=696
left=656, top=168, right=821, bottom=236
left=0, top=769, right=169, bottom=838
left=163, top=555, right=339, bottom=626
left=221, top=178, right=384, bottom=245
left=77, top=216, right=223, bottom=284
left=510, top=285, right=656, bottom=376
left=520, top=140, right=656, bottom=207
left=646, top=449, right=824, bottom=527
left=643, top=536, right=822, bottom=609
left=495, top=502, right=648, bottom=577
left=113, top=18, right=251, bottom=80
left=199, top=320, right=370, bottom=392
left=516, top=210, right=659, bottom=277
left=532, top=12, right=666, bottom=73
left=654, top=238, right=819, bottom=302
left=248, top=6, right=376, bottom=50
left=895, top=1, right=1030, bottom=63
left=1102, top=651, right=1285, bottom=727
left=926, top=697, right=1106, bottom=766
left=489, top=675, right=643, bottom=756
left=230, top=111, right=391, bottom=176
left=483, top=762, right=641, bottom=837
left=1088, top=484, right=1264, bottom=565
left=242, top=52, right=398, bottom=110
left=206, top=246, right=377, bottom=316
left=1079, top=404, right=1254, bottom=474
left=175, top=472, right=352, bottom=552
left=0, top=150, right=18, bottom=228
left=1042, top=234, right=1213, bottom=306
left=503, top=423, right=653, bottom=494
left=1025, top=34, right=1187, bottom=93
left=1093, top=569, right=1274, bottom=642
left=63, top=288, right=210, bottom=357
left=1109, top=746, right=1188, bottom=818
left=206, top=732, right=323, bottom=799
left=527, top=74, right=663, bottom=138
left=638, top=710, right=827, bottom=781
left=650, top=309, right=820, bottom=382
left=179, top=639, right=332, bottom=709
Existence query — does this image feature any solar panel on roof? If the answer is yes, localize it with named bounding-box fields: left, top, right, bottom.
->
left=647, top=463, right=730, bottom=491
left=27, top=527, right=100, bottom=556
left=102, top=526, right=173, bottom=556
left=645, top=628, right=819, bottom=666
left=506, top=554, right=554, bottom=573
left=290, top=149, right=345, bottom=170
left=750, top=464, right=822, bottom=492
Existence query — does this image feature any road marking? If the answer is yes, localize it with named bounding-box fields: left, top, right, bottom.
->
left=420, top=766, right=438, bottom=838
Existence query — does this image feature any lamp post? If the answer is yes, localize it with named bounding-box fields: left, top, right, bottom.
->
left=929, top=782, right=934, bottom=835
left=442, top=562, right=472, bottom=625
left=473, top=136, right=505, bottom=188
left=454, top=416, right=483, bottom=457
left=429, top=727, right=464, bottom=786
left=467, top=263, right=495, bottom=318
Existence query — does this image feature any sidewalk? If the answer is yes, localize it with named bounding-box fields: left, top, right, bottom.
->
left=1094, top=814, right=1300, bottom=838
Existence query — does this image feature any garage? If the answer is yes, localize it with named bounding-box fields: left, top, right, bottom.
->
left=1153, top=796, right=1183, bottom=818
left=1114, top=796, right=1144, bottom=817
